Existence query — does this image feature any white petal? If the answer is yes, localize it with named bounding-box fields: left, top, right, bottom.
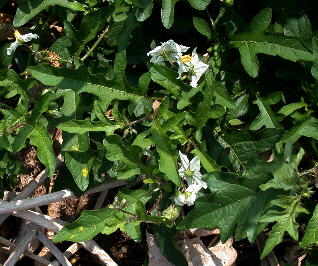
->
left=179, top=151, right=189, bottom=169
left=189, top=156, right=201, bottom=173
left=186, top=183, right=202, bottom=193
left=178, top=167, right=186, bottom=178
left=19, top=33, right=39, bottom=42
left=174, top=193, right=186, bottom=206
left=185, top=192, right=197, bottom=206
left=7, top=41, right=20, bottom=55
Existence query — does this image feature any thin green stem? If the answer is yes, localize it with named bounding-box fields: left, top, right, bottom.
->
left=81, top=25, right=110, bottom=62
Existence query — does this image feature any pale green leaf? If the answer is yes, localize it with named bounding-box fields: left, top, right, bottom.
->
left=161, top=0, right=177, bottom=29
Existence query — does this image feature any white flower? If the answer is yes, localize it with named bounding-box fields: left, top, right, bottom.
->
left=147, top=40, right=189, bottom=64
left=174, top=183, right=203, bottom=206
left=7, top=30, right=39, bottom=56
left=178, top=151, right=207, bottom=190
left=177, top=48, right=209, bottom=87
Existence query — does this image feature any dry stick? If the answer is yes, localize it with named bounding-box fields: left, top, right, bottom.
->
left=0, top=160, right=62, bottom=225
left=0, top=236, right=51, bottom=265
left=37, top=230, right=72, bottom=266
left=11, top=210, right=117, bottom=266
left=49, top=243, right=81, bottom=266
left=0, top=180, right=126, bottom=215
left=3, top=229, right=37, bottom=266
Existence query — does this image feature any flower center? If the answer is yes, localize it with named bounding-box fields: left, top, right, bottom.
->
left=181, top=54, right=192, bottom=63
left=184, top=169, right=194, bottom=178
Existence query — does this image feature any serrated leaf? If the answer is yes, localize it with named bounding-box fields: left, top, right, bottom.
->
left=250, top=96, right=282, bottom=130
left=187, top=0, right=211, bottom=10
left=29, top=64, right=147, bottom=103
left=150, top=123, right=180, bottom=186
left=177, top=172, right=274, bottom=242
left=161, top=0, right=177, bottom=29
left=65, top=151, right=94, bottom=191
left=14, top=0, right=85, bottom=27
left=193, top=17, right=211, bottom=39
left=58, top=120, right=121, bottom=134
left=29, top=123, right=56, bottom=177
left=259, top=196, right=308, bottom=258
left=230, top=8, right=313, bottom=77
left=301, top=204, right=318, bottom=247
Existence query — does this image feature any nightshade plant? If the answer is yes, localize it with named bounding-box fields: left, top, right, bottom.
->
left=2, top=0, right=318, bottom=263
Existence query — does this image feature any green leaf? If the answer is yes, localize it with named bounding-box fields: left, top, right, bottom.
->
left=301, top=204, right=318, bottom=247
left=230, top=8, right=313, bottom=77
left=29, top=64, right=147, bottom=103
left=284, top=15, right=311, bottom=38
left=192, top=17, right=211, bottom=39
left=58, top=120, right=121, bottom=134
left=150, top=123, right=180, bottom=186
left=259, top=196, right=308, bottom=258
left=104, top=135, right=145, bottom=179
left=65, top=151, right=94, bottom=191
left=187, top=0, right=211, bottom=10
left=29, top=123, right=56, bottom=177
left=250, top=95, right=282, bottom=130
left=117, top=13, right=138, bottom=50
left=150, top=65, right=187, bottom=96
left=14, top=0, right=85, bottom=27
left=69, top=6, right=114, bottom=57
left=191, top=147, right=220, bottom=172
left=161, top=0, right=177, bottom=29
left=260, top=148, right=304, bottom=191
left=178, top=172, right=274, bottom=242
left=311, top=37, right=318, bottom=80
left=62, top=132, right=90, bottom=152
left=278, top=102, right=307, bottom=117
left=53, top=208, right=125, bottom=242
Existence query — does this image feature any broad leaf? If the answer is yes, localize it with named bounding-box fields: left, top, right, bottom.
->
left=193, top=17, right=211, bottom=39
left=161, top=0, right=177, bottom=29
left=188, top=0, right=211, bottom=10
left=230, top=8, right=313, bottom=77
left=14, top=0, right=85, bottom=27
left=29, top=64, right=147, bottom=103
left=150, top=123, right=180, bottom=186
left=65, top=151, right=94, bottom=191
left=178, top=172, right=275, bottom=242
left=29, top=123, right=56, bottom=177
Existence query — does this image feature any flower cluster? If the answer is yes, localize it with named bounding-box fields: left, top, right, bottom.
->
left=7, top=30, right=39, bottom=56
left=174, top=151, right=207, bottom=206
left=147, top=40, right=209, bottom=88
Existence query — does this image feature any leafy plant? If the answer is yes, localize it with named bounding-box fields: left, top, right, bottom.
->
left=2, top=0, right=318, bottom=263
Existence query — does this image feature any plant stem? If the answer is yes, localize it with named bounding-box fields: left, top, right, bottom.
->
left=81, top=25, right=110, bottom=62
